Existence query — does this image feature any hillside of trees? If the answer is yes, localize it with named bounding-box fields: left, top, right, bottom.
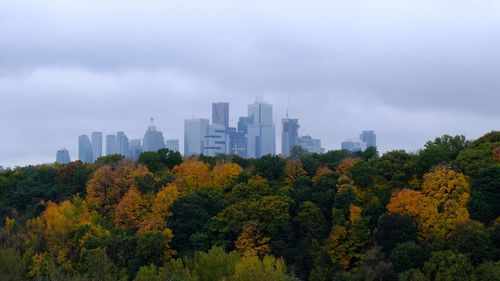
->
left=1, top=132, right=500, bottom=281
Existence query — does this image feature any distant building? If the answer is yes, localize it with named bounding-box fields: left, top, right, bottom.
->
left=360, top=130, right=376, bottom=148
left=0, top=166, right=3, bottom=171
left=106, top=135, right=117, bottom=155
left=281, top=118, right=299, bottom=157
left=246, top=101, right=275, bottom=158
left=341, top=139, right=367, bottom=152
left=143, top=118, right=166, bottom=152
left=184, top=118, right=209, bottom=156
left=91, top=132, right=103, bottom=161
left=212, top=102, right=229, bottom=128
left=204, top=124, right=228, bottom=156
left=79, top=135, right=93, bottom=163
left=165, top=139, right=180, bottom=152
left=298, top=135, right=325, bottom=154
left=56, top=148, right=71, bottom=164
left=228, top=127, right=247, bottom=158
left=129, top=139, right=143, bottom=160
left=238, top=117, right=251, bottom=134
left=116, top=131, right=129, bottom=157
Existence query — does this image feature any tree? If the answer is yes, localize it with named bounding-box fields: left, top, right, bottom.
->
left=254, top=155, right=286, bottom=182
left=172, top=159, right=212, bottom=193
left=390, top=241, right=427, bottom=273
left=231, top=253, right=294, bottom=281
left=294, top=201, right=326, bottom=238
left=415, top=135, right=468, bottom=175
left=235, top=220, right=271, bottom=256
left=448, top=220, right=492, bottom=265
left=283, top=159, right=308, bottom=187
left=0, top=248, right=25, bottom=281
left=422, top=166, right=470, bottom=206
left=212, top=162, right=243, bottom=190
left=114, top=187, right=148, bottom=231
left=374, top=213, right=417, bottom=253
left=139, top=184, right=180, bottom=233
left=423, top=250, right=475, bottom=281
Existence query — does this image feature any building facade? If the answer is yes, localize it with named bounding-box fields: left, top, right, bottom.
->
left=116, top=131, right=129, bottom=157
left=281, top=118, right=299, bottom=157
left=184, top=118, right=209, bottom=156
left=56, top=148, right=71, bottom=164
left=298, top=135, right=325, bottom=154
left=91, top=132, right=102, bottom=161
left=246, top=101, right=275, bottom=158
left=143, top=120, right=166, bottom=152
left=165, top=139, right=180, bottom=152
left=212, top=102, right=229, bottom=128
left=203, top=124, right=228, bottom=156
left=341, top=139, right=367, bottom=152
left=360, top=130, right=376, bottom=148
left=129, top=139, right=143, bottom=160
left=106, top=135, right=117, bottom=155
left=79, top=135, right=93, bottom=163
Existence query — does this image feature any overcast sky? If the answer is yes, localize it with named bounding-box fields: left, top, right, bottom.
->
left=1, top=0, right=499, bottom=167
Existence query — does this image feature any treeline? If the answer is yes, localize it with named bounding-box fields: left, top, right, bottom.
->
left=1, top=132, right=500, bottom=281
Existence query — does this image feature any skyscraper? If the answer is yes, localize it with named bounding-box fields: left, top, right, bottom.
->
left=184, top=118, right=209, bottom=156
left=298, top=135, right=325, bottom=154
left=341, top=139, right=367, bottom=152
left=360, top=130, right=377, bottom=148
left=246, top=101, right=275, bottom=158
left=116, top=131, right=129, bottom=157
left=56, top=148, right=71, bottom=164
left=212, top=102, right=229, bottom=128
left=204, top=124, right=228, bottom=156
left=165, top=139, right=180, bottom=152
left=129, top=139, right=143, bottom=160
left=143, top=118, right=166, bottom=152
left=79, top=135, right=93, bottom=163
left=228, top=127, right=247, bottom=158
left=281, top=118, right=299, bottom=157
left=91, top=132, right=103, bottom=161
left=106, top=135, right=117, bottom=155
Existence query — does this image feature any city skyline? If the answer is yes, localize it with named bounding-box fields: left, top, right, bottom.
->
left=1, top=1, right=500, bottom=167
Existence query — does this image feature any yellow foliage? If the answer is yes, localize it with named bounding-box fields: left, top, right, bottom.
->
left=336, top=157, right=359, bottom=175
left=139, top=184, right=180, bottom=233
left=172, top=159, right=213, bottom=193
left=283, top=159, right=307, bottom=186
left=349, top=205, right=363, bottom=224
left=235, top=220, right=271, bottom=256
left=422, top=166, right=470, bottom=206
left=114, top=186, right=148, bottom=231
left=212, top=162, right=243, bottom=189
left=312, top=166, right=334, bottom=184
left=326, top=226, right=350, bottom=269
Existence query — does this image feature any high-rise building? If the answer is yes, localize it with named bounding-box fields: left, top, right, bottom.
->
left=165, top=139, right=180, bottom=152
left=360, top=130, right=376, bottom=148
left=246, top=101, right=275, bottom=158
left=341, top=139, right=367, bottom=152
left=212, top=102, right=229, bottom=128
left=143, top=118, right=166, bottom=152
left=116, top=131, right=129, bottom=157
left=228, top=127, right=247, bottom=158
left=56, top=148, right=71, bottom=164
left=298, top=135, right=325, bottom=154
left=79, top=135, right=93, bottom=163
left=281, top=118, right=299, bottom=157
left=184, top=118, right=209, bottom=156
left=91, top=132, right=103, bottom=161
left=106, top=135, right=117, bottom=155
left=237, top=117, right=251, bottom=134
left=204, top=124, right=228, bottom=156
left=0, top=166, right=4, bottom=171
left=129, top=139, right=143, bottom=160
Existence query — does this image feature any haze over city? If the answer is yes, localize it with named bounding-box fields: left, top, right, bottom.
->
left=1, top=0, right=500, bottom=167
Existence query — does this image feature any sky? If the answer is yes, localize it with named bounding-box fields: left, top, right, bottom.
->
left=1, top=0, right=500, bottom=168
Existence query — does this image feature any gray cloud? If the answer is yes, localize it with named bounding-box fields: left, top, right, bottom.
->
left=1, top=0, right=499, bottom=167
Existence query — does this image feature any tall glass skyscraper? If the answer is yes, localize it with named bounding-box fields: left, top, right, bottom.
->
left=281, top=118, right=299, bottom=157
left=143, top=119, right=166, bottom=152
left=56, top=148, right=71, bottom=164
left=116, top=131, right=129, bottom=157
left=246, top=101, right=275, bottom=158
left=360, top=130, right=377, bottom=148
left=184, top=118, right=209, bottom=156
left=79, top=135, right=93, bottom=163
left=212, top=102, right=229, bottom=128
left=106, top=135, right=117, bottom=155
left=91, top=132, right=102, bottom=161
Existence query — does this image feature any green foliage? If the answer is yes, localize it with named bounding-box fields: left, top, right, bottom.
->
left=138, top=148, right=183, bottom=173
left=0, top=248, right=25, bottom=281
left=374, top=213, right=417, bottom=253
left=423, top=250, right=476, bottom=281
left=389, top=242, right=427, bottom=273
left=254, top=155, right=286, bottom=181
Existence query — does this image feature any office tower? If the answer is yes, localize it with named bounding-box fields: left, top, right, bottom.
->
left=212, top=102, right=229, bottom=128
left=91, top=132, right=103, bottom=161
left=165, top=139, right=180, bottom=152
left=341, top=139, right=367, bottom=152
left=0, top=166, right=3, bottom=171
left=79, top=135, right=93, bottom=163
left=246, top=101, right=275, bottom=158
left=56, top=148, right=71, bottom=164
left=298, top=135, right=325, bottom=154
left=228, top=127, right=247, bottom=158
left=281, top=118, right=299, bottom=157
left=143, top=118, right=166, bottom=152
left=203, top=124, right=228, bottom=156
left=184, top=118, right=209, bottom=156
left=129, top=139, right=143, bottom=160
left=237, top=117, right=251, bottom=134
left=116, top=131, right=129, bottom=157
left=106, top=135, right=117, bottom=155
left=360, top=130, right=377, bottom=148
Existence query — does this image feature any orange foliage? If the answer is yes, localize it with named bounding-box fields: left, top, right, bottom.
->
left=312, top=166, right=334, bottom=184
left=235, top=220, right=271, bottom=256
left=336, top=157, right=359, bottom=175
left=172, top=159, right=212, bottom=193
left=114, top=187, right=148, bottom=231
left=139, top=184, right=180, bottom=233
left=494, top=147, right=500, bottom=162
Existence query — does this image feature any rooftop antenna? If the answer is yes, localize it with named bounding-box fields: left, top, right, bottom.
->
left=286, top=98, right=290, bottom=118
